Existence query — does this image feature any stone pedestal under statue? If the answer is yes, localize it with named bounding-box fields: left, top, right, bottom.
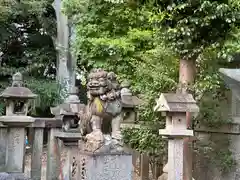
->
left=78, top=150, right=132, bottom=180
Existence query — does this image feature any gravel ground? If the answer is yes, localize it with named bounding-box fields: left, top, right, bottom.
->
left=24, top=150, right=142, bottom=180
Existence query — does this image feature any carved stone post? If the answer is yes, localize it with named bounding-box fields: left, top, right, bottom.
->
left=51, top=87, right=83, bottom=180
left=0, top=72, right=37, bottom=173
left=55, top=132, right=82, bottom=180
left=154, top=93, right=199, bottom=180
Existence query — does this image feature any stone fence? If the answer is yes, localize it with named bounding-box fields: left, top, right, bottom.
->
left=0, top=117, right=239, bottom=180
left=123, top=117, right=240, bottom=180
left=0, top=111, right=238, bottom=180
left=0, top=117, right=63, bottom=180
left=0, top=117, right=159, bottom=180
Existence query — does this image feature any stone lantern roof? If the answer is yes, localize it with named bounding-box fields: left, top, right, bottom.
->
left=0, top=72, right=37, bottom=99
left=51, top=87, right=84, bottom=117
left=154, top=93, right=199, bottom=113
left=121, top=80, right=142, bottom=108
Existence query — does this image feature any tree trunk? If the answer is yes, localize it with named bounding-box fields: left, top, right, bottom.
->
left=178, top=59, right=196, bottom=93
left=179, top=59, right=196, bottom=180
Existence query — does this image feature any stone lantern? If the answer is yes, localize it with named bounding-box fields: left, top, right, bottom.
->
left=51, top=87, right=83, bottom=180
left=154, top=93, right=199, bottom=180
left=0, top=72, right=37, bottom=118
left=0, top=72, right=37, bottom=173
left=51, top=87, right=85, bottom=132
left=120, top=81, right=142, bottom=125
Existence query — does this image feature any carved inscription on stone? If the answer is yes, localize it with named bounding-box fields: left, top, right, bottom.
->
left=7, top=128, right=25, bottom=172
left=79, top=154, right=132, bottom=180
left=168, top=139, right=184, bottom=180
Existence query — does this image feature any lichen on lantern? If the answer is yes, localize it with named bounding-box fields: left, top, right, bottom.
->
left=0, top=72, right=37, bottom=116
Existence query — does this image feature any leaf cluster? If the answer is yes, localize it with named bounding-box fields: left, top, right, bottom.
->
left=0, top=0, right=56, bottom=78
left=63, top=0, right=179, bottom=156
left=0, top=0, right=59, bottom=116
left=152, top=0, right=240, bottom=59
left=63, top=0, right=240, bottom=167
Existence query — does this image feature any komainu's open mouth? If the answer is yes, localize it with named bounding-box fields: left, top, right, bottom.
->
left=88, top=85, right=107, bottom=90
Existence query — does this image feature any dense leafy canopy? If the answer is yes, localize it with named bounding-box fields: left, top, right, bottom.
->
left=159, top=0, right=240, bottom=59
left=63, top=0, right=240, bottom=169
left=62, top=0, right=179, bottom=158
left=0, top=0, right=60, bottom=116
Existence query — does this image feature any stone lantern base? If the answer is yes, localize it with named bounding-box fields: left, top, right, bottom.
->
left=0, top=116, right=35, bottom=173
left=0, top=116, right=35, bottom=127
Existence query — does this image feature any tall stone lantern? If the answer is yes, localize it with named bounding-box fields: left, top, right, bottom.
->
left=51, top=87, right=83, bottom=180
left=0, top=72, right=37, bottom=173
left=154, top=93, right=199, bottom=180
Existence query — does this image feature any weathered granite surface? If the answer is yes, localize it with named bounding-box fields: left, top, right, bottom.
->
left=80, top=154, right=132, bottom=180
left=79, top=151, right=132, bottom=180
left=0, top=173, right=31, bottom=180
left=24, top=149, right=139, bottom=180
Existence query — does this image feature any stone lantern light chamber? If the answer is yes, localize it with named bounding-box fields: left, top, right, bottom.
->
left=0, top=72, right=37, bottom=126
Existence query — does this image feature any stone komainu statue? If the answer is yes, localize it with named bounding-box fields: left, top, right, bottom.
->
left=78, top=69, right=124, bottom=151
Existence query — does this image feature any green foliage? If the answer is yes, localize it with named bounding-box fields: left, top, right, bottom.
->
left=64, top=0, right=239, bottom=170
left=192, top=45, right=236, bottom=171
left=0, top=0, right=56, bottom=78
left=220, top=27, right=240, bottom=62
left=155, top=0, right=240, bottom=59
left=25, top=78, right=61, bottom=116
left=230, top=0, right=240, bottom=10
left=122, top=127, right=166, bottom=154
left=192, top=46, right=231, bottom=127
left=196, top=135, right=236, bottom=173
left=0, top=103, right=5, bottom=116
left=63, top=0, right=178, bottom=156
left=0, top=0, right=58, bottom=116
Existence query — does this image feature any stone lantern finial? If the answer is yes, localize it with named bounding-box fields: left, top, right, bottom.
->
left=120, top=80, right=142, bottom=107
left=120, top=80, right=142, bottom=125
left=12, top=72, right=23, bottom=87
left=51, top=86, right=85, bottom=132
left=65, top=87, right=80, bottom=104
